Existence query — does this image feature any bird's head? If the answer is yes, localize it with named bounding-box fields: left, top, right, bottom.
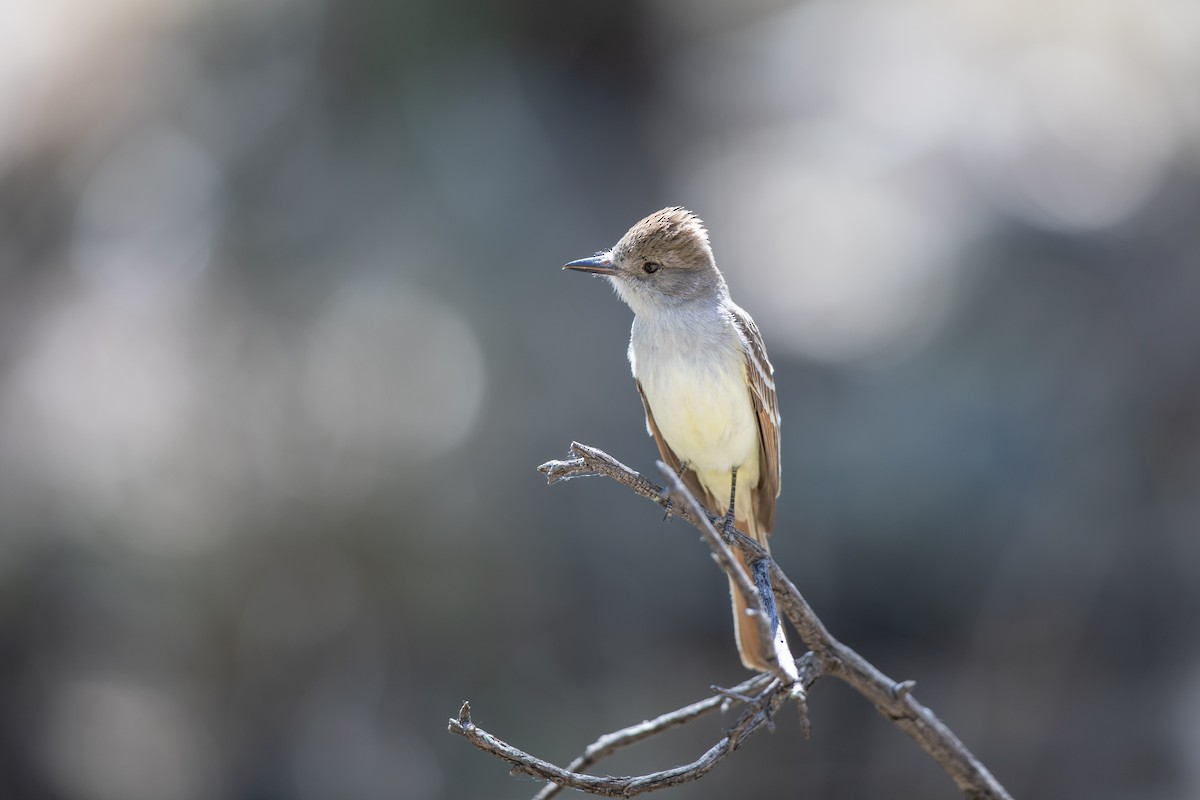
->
left=563, top=207, right=726, bottom=312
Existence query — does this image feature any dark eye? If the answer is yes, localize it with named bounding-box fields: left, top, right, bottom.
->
left=642, top=261, right=661, bottom=274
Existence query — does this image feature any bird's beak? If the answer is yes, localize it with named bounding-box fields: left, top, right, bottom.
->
left=563, top=254, right=617, bottom=275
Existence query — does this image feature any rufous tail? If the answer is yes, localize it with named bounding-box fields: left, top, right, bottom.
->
left=730, top=516, right=796, bottom=675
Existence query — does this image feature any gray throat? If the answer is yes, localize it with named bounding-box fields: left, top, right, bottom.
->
left=629, top=294, right=742, bottom=370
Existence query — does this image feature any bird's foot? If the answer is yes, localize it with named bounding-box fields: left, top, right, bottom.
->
left=723, top=467, right=739, bottom=535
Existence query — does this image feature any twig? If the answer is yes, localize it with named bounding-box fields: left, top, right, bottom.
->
left=449, top=660, right=819, bottom=800
left=534, top=442, right=1013, bottom=800
left=539, top=443, right=690, bottom=518
left=529, top=672, right=773, bottom=800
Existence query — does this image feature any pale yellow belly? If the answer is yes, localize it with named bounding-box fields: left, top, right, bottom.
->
left=639, top=359, right=761, bottom=514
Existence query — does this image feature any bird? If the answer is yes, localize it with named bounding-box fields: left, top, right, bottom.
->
left=563, top=207, right=793, bottom=674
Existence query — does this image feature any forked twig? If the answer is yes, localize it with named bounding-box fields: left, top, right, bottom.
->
left=448, top=442, right=1012, bottom=800
left=529, top=673, right=772, bottom=800
left=450, top=662, right=817, bottom=799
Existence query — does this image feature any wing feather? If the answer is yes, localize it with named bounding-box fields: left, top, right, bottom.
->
left=730, top=305, right=781, bottom=534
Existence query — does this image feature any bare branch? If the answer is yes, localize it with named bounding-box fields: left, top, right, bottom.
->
left=535, top=442, right=1013, bottom=800
left=451, top=444, right=1009, bottom=797
left=539, top=443, right=700, bottom=524
left=449, top=664, right=817, bottom=799
left=530, top=672, right=774, bottom=800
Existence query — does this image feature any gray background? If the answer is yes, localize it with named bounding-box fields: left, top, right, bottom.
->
left=1, top=1, right=1198, bottom=798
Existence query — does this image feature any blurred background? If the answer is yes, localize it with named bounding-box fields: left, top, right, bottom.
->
left=1, top=0, right=1198, bottom=798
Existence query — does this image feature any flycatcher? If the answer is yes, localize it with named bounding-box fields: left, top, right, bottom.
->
left=564, top=207, right=793, bottom=673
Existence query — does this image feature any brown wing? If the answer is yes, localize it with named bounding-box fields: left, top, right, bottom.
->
left=635, top=379, right=718, bottom=513
left=730, top=304, right=781, bottom=534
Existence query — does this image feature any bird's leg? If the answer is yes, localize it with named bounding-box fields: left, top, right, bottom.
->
left=662, top=461, right=690, bottom=521
left=723, top=467, right=738, bottom=535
